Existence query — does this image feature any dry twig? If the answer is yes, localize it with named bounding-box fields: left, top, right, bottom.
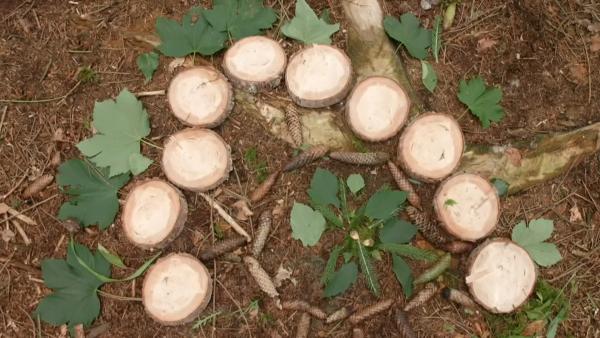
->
left=199, top=192, right=251, bottom=242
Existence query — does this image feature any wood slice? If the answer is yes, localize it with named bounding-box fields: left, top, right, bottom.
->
left=433, top=173, right=500, bottom=242
left=285, top=45, right=353, bottom=108
left=121, top=179, right=187, bottom=250
left=162, top=128, right=232, bottom=192
left=346, top=76, right=410, bottom=142
left=167, top=66, right=233, bottom=127
left=222, top=36, right=287, bottom=92
left=466, top=239, right=537, bottom=313
left=142, top=253, right=212, bottom=325
left=397, top=112, right=464, bottom=182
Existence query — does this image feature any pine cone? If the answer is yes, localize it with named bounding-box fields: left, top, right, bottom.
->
left=406, top=206, right=449, bottom=245
left=442, top=287, right=478, bottom=309
left=387, top=161, right=422, bottom=210
left=285, top=104, right=303, bottom=147
left=325, top=307, right=352, bottom=323
left=395, top=310, right=417, bottom=338
left=295, top=313, right=311, bottom=338
left=243, top=256, right=279, bottom=298
left=283, top=145, right=329, bottom=172
left=349, top=299, right=394, bottom=325
left=250, top=170, right=280, bottom=203
left=23, top=174, right=54, bottom=198
left=403, top=283, right=438, bottom=312
left=200, top=236, right=247, bottom=261
left=252, top=210, right=272, bottom=256
left=282, top=300, right=327, bottom=320
left=329, top=151, right=389, bottom=165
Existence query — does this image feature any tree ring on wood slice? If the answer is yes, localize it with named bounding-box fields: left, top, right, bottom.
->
left=397, top=113, right=464, bottom=182
left=285, top=44, right=353, bottom=108
left=167, top=66, right=233, bottom=127
left=142, top=253, right=212, bottom=325
left=162, top=128, right=232, bottom=192
left=346, top=76, right=410, bottom=142
left=223, top=36, right=287, bottom=92
left=466, top=239, right=537, bottom=313
left=122, top=179, right=188, bottom=249
left=433, top=173, right=500, bottom=242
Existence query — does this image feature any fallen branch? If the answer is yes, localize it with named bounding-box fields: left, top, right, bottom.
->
left=199, top=193, right=251, bottom=242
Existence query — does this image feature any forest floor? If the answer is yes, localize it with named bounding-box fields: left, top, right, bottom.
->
left=0, top=0, right=599, bottom=337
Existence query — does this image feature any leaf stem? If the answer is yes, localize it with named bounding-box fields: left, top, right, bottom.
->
left=97, top=290, right=142, bottom=302
left=141, top=138, right=163, bottom=150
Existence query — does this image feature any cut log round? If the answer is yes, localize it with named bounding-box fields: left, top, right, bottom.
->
left=142, top=253, right=212, bottom=325
left=162, top=128, right=232, bottom=192
left=397, top=113, right=464, bottom=182
left=167, top=66, right=233, bottom=127
left=346, top=76, right=410, bottom=142
left=121, top=179, right=187, bottom=250
left=223, top=36, right=287, bottom=92
left=285, top=45, right=353, bottom=108
left=433, top=173, right=500, bottom=242
left=466, top=239, right=537, bottom=313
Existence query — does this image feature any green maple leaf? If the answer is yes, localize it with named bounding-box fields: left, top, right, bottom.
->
left=203, top=0, right=277, bottom=40
left=76, top=89, right=152, bottom=176
left=57, top=159, right=130, bottom=229
left=383, top=13, right=432, bottom=60
left=457, top=76, right=505, bottom=128
left=136, top=52, right=159, bottom=83
left=290, top=202, right=326, bottom=246
left=512, top=219, right=562, bottom=267
left=35, top=241, right=111, bottom=333
left=155, top=7, right=227, bottom=57
left=282, top=0, right=339, bottom=45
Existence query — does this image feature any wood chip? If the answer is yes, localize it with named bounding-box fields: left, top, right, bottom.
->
left=200, top=236, right=247, bottom=262
left=243, top=256, right=279, bottom=298
left=282, top=300, right=326, bottom=320
left=250, top=170, right=281, bottom=203
left=325, top=307, right=351, bottom=323
left=403, top=283, right=438, bottom=312
left=329, top=151, right=389, bottom=165
left=388, top=161, right=422, bottom=210
left=283, top=145, right=329, bottom=172
left=285, top=104, right=303, bottom=147
left=349, top=299, right=394, bottom=325
left=295, top=313, right=311, bottom=338
left=395, top=310, right=417, bottom=338
left=252, top=210, right=272, bottom=256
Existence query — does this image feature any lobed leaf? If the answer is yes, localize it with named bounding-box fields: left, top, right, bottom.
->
left=203, top=0, right=277, bottom=40
left=457, top=76, right=505, bottom=128
left=281, top=0, right=340, bottom=45
left=383, top=13, right=432, bottom=60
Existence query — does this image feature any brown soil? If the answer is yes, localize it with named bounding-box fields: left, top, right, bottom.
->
left=1, top=0, right=599, bottom=337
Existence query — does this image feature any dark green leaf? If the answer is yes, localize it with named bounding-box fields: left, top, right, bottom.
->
left=136, top=52, right=159, bottom=83
left=203, top=0, right=277, bottom=40
left=282, top=0, right=340, bottom=45
left=57, top=159, right=129, bottom=229
left=308, top=168, right=340, bottom=208
left=421, top=60, right=437, bottom=93
left=97, top=244, right=126, bottom=268
left=364, top=190, right=406, bottom=220
left=383, top=13, right=432, bottom=59
left=491, top=178, right=509, bottom=197
left=323, top=262, right=358, bottom=297
left=432, top=15, right=442, bottom=62
left=321, top=245, right=343, bottom=285
left=76, top=89, right=152, bottom=176
left=379, top=243, right=438, bottom=262
left=444, top=198, right=457, bottom=206
left=155, top=7, right=227, bottom=57
left=314, top=205, right=343, bottom=228
left=290, top=202, right=326, bottom=246
left=392, top=255, right=413, bottom=297
left=378, top=218, right=417, bottom=244
left=357, top=242, right=380, bottom=296
left=457, top=76, right=504, bottom=128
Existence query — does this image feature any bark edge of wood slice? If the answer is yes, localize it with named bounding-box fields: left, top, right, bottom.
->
left=142, top=253, right=212, bottom=325
left=397, top=112, right=464, bottom=182
left=122, top=179, right=188, bottom=249
left=223, top=36, right=287, bottom=92
left=285, top=44, right=353, bottom=108
left=167, top=66, right=233, bottom=127
left=433, top=173, right=500, bottom=242
left=162, top=128, right=232, bottom=192
left=466, top=239, right=537, bottom=313
left=346, top=76, right=410, bottom=142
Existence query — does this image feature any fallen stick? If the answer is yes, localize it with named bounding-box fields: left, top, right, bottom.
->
left=199, top=193, right=251, bottom=242
left=11, top=220, right=31, bottom=246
